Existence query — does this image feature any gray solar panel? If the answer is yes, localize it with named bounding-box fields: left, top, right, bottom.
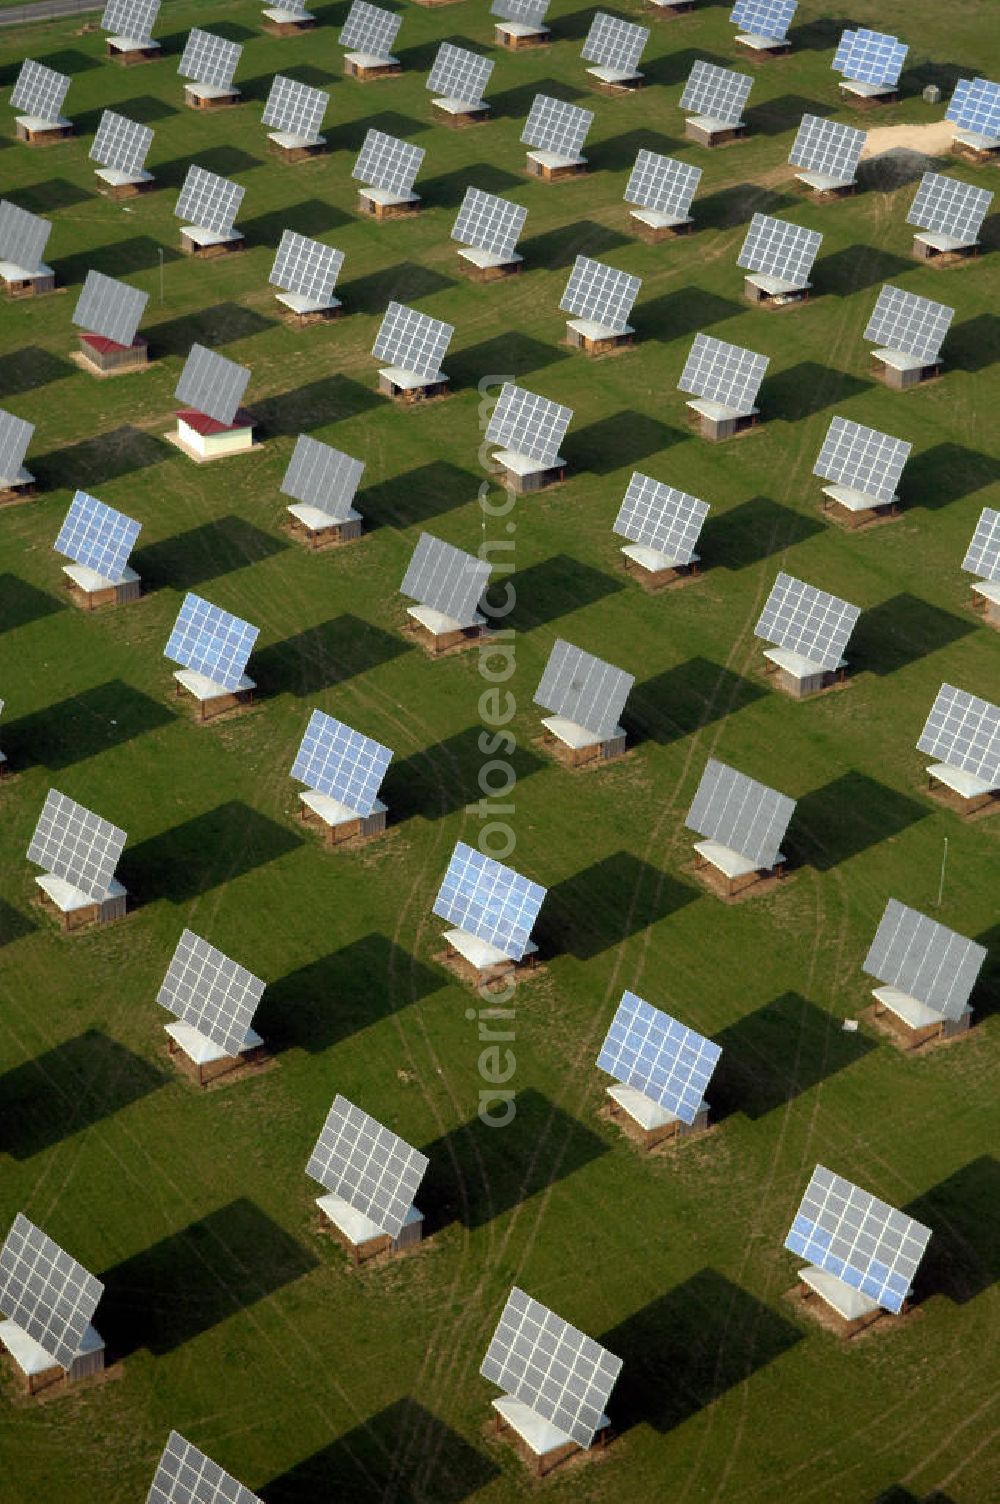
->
left=0, top=199, right=51, bottom=271
left=433, top=841, right=545, bottom=961
left=177, top=28, right=241, bottom=88
left=164, top=592, right=258, bottom=690
left=863, top=898, right=987, bottom=1021
left=175, top=166, right=244, bottom=236
left=731, top=0, right=795, bottom=39
left=521, top=95, right=593, bottom=158
left=157, top=928, right=265, bottom=1056
left=427, top=43, right=493, bottom=103
left=452, top=188, right=526, bottom=258
left=146, top=1432, right=262, bottom=1504
left=906, top=172, right=992, bottom=241
left=280, top=434, right=363, bottom=519
left=261, top=75, right=328, bottom=140
left=685, top=757, right=794, bottom=868
left=785, top=1166, right=930, bottom=1313
left=678, top=333, right=768, bottom=411
left=485, top=383, right=572, bottom=465
left=624, top=151, right=701, bottom=217
left=962, top=507, right=1000, bottom=583
left=174, top=344, right=250, bottom=427
left=534, top=639, right=633, bottom=740
left=340, top=0, right=400, bottom=56
left=813, top=417, right=911, bottom=503
left=613, top=473, right=707, bottom=561
left=71, top=270, right=148, bottom=347
left=481, top=1289, right=622, bottom=1447
left=737, top=214, right=822, bottom=283
left=754, top=572, right=860, bottom=671
left=291, top=709, right=391, bottom=814
left=89, top=110, right=153, bottom=176
left=581, top=13, right=648, bottom=74
left=863, top=285, right=954, bottom=363
left=680, top=61, right=753, bottom=125
left=102, top=0, right=159, bottom=40
left=400, top=531, right=490, bottom=623
left=597, top=992, right=721, bottom=1121
left=946, top=77, right=1000, bottom=140
left=54, top=490, right=141, bottom=583
left=0, top=409, right=34, bottom=482
left=372, top=302, right=453, bottom=379
left=27, top=788, right=126, bottom=901
left=352, top=130, right=424, bottom=195
left=0, top=1214, right=103, bottom=1371
left=559, top=256, right=641, bottom=332
left=305, top=1095, right=428, bottom=1239
left=916, top=683, right=1000, bottom=784
left=833, top=28, right=906, bottom=87
left=11, top=59, right=70, bottom=119
left=787, top=114, right=865, bottom=180
left=270, top=231, right=343, bottom=303
left=492, top=0, right=548, bottom=22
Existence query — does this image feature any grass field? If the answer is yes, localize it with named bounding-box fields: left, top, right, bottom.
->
left=0, top=0, right=998, bottom=1499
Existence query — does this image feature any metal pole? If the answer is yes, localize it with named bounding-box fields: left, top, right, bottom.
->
left=935, top=837, right=948, bottom=908
left=158, top=247, right=164, bottom=304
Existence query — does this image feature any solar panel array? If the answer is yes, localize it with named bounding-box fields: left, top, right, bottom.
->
left=614, top=472, right=708, bottom=562
left=400, top=531, right=490, bottom=623
left=72, top=269, right=148, bottom=347
left=270, top=230, right=344, bottom=302
left=678, top=333, right=769, bottom=411
left=102, top=0, right=159, bottom=39
left=962, top=507, right=1000, bottom=582
left=946, top=77, right=1000, bottom=139
left=291, top=710, right=391, bottom=814
left=916, top=683, right=1000, bottom=784
left=305, top=1095, right=428, bottom=1239
left=261, top=76, right=328, bottom=139
left=737, top=214, right=822, bottom=283
left=521, top=94, right=594, bottom=158
left=352, top=130, right=424, bottom=194
left=372, top=302, right=454, bottom=379
left=175, top=165, right=244, bottom=235
left=0, top=1214, right=103, bottom=1371
left=174, top=344, right=250, bottom=427
left=54, top=490, right=141, bottom=583
left=581, top=12, right=649, bottom=74
left=785, top=1166, right=931, bottom=1314
left=481, top=1289, right=622, bottom=1447
left=787, top=114, right=865, bottom=180
left=452, top=187, right=526, bottom=258
left=833, top=28, right=907, bottom=87
left=339, top=0, right=400, bottom=56
left=624, top=150, right=701, bottom=217
left=485, top=383, right=573, bottom=465
left=685, top=757, right=795, bottom=868
left=491, top=0, right=548, bottom=22
left=863, top=899, right=987, bottom=1021
left=164, top=592, right=258, bottom=690
left=679, top=61, right=753, bottom=125
left=906, top=172, right=993, bottom=242
left=597, top=992, right=722, bottom=1123
left=89, top=110, right=153, bottom=176
left=433, top=841, right=545, bottom=961
left=755, top=573, right=860, bottom=671
left=559, top=256, right=641, bottom=332
left=0, top=199, right=50, bottom=271
left=0, top=409, right=34, bottom=481
left=813, top=417, right=911, bottom=503
left=427, top=43, right=493, bottom=103
left=157, top=929, right=266, bottom=1056
left=280, top=433, right=363, bottom=519
left=863, top=284, right=954, bottom=363
left=27, top=788, right=126, bottom=901
left=730, top=0, right=796, bottom=38
left=147, top=1432, right=262, bottom=1504
left=534, top=639, right=634, bottom=739
left=11, top=59, right=70, bottom=118
left=177, top=28, right=241, bottom=88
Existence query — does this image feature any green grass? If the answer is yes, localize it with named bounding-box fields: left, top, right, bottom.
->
left=0, top=1, right=998, bottom=1500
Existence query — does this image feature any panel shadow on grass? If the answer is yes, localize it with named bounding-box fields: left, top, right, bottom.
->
left=642, top=46, right=731, bottom=89
left=262, top=1400, right=499, bottom=1504
left=710, top=993, right=875, bottom=1122
left=325, top=110, right=430, bottom=153
left=0, top=1031, right=166, bottom=1160
left=706, top=497, right=824, bottom=570
left=144, top=302, right=277, bottom=356
left=54, top=237, right=179, bottom=283
left=0, top=575, right=64, bottom=634
left=911, top=442, right=1000, bottom=510
left=0, top=345, right=75, bottom=400
left=489, top=76, right=585, bottom=120
left=111, top=94, right=178, bottom=125
left=254, top=615, right=409, bottom=697
left=601, top=1270, right=802, bottom=1435
left=37, top=48, right=101, bottom=75
left=789, top=16, right=844, bottom=51
left=594, top=128, right=680, bottom=174
left=101, top=1200, right=317, bottom=1359
left=240, top=64, right=338, bottom=103
left=874, top=1489, right=956, bottom=1504
left=505, top=553, right=624, bottom=630
left=767, top=362, right=868, bottom=422
left=4, top=682, right=174, bottom=772
left=629, top=658, right=765, bottom=746
left=386, top=729, right=544, bottom=820
left=450, top=332, right=568, bottom=386
left=747, top=94, right=835, bottom=137
left=852, top=593, right=975, bottom=677
left=543, top=853, right=697, bottom=961
left=341, top=261, right=455, bottom=316
left=9, top=178, right=90, bottom=214
left=33, top=425, right=167, bottom=489
left=252, top=375, right=381, bottom=435
left=153, top=146, right=262, bottom=189
left=946, top=314, right=1000, bottom=375
left=520, top=218, right=631, bottom=271
left=125, top=803, right=303, bottom=905
left=817, top=245, right=914, bottom=296
left=571, top=411, right=683, bottom=476
left=641, top=287, right=744, bottom=342
left=242, top=198, right=353, bottom=246
left=0, top=900, right=37, bottom=948
left=422, top=162, right=524, bottom=207
left=794, top=772, right=928, bottom=872
left=133, top=516, right=287, bottom=592
left=973, top=923, right=999, bottom=1022
left=360, top=461, right=476, bottom=529
left=697, top=181, right=798, bottom=231
left=904, top=1157, right=1000, bottom=1305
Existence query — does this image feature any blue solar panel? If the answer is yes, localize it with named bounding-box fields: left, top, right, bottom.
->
left=946, top=77, right=1000, bottom=139
left=53, top=491, right=141, bottom=583
left=833, top=27, right=906, bottom=87
left=597, top=992, right=721, bottom=1123
left=163, top=592, right=258, bottom=690
left=432, top=841, right=545, bottom=962
left=730, top=0, right=795, bottom=39
left=290, top=709, right=392, bottom=816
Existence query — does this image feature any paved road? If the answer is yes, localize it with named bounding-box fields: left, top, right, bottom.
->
left=0, top=0, right=104, bottom=27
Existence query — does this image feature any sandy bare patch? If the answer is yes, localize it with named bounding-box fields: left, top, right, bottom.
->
left=860, top=120, right=956, bottom=159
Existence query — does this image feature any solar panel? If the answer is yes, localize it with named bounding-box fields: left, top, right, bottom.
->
left=624, top=151, right=701, bottom=217
left=427, top=43, right=493, bottom=103
left=481, top=1289, right=622, bottom=1447
left=946, top=77, right=1000, bottom=139
left=833, top=28, right=907, bottom=87
left=787, top=115, right=865, bottom=180
left=916, top=683, right=1000, bottom=784
left=280, top=434, right=363, bottom=519
left=164, top=592, right=258, bottom=690
left=175, top=165, right=244, bottom=236
left=157, top=929, right=266, bottom=1056
left=581, top=13, right=648, bottom=74
left=678, top=333, right=768, bottom=411
left=261, top=75, right=328, bottom=140
left=730, top=0, right=795, bottom=38
left=785, top=1165, right=931, bottom=1313
left=339, top=0, right=400, bottom=56
left=813, top=417, right=911, bottom=504
left=863, top=285, right=954, bottom=363
left=534, top=639, right=634, bottom=740
left=102, top=0, right=159, bottom=39
left=754, top=572, right=860, bottom=671
left=679, top=61, right=753, bottom=125
left=906, top=172, right=992, bottom=242
left=485, top=383, right=572, bottom=465
left=452, top=188, right=526, bottom=258
left=147, top=1432, right=262, bottom=1504
left=433, top=841, right=545, bottom=961
left=736, top=214, right=822, bottom=283
left=71, top=269, right=148, bottom=347
left=177, top=28, right=241, bottom=88
left=0, top=199, right=50, bottom=271
left=613, top=473, right=707, bottom=562
left=291, top=710, right=391, bottom=814
left=305, top=1095, right=428, bottom=1239
left=685, top=757, right=794, bottom=868
left=89, top=110, right=153, bottom=176
left=174, top=344, right=250, bottom=427
left=54, top=490, right=141, bottom=583
left=11, top=59, right=70, bottom=119
left=0, top=1214, right=103, bottom=1371
left=352, top=130, right=424, bottom=195
left=400, top=532, right=490, bottom=623
left=863, top=899, right=987, bottom=1021
left=521, top=95, right=593, bottom=158
left=559, top=256, right=641, bottom=332
left=492, top=0, right=548, bottom=23
left=0, top=409, right=34, bottom=482
left=26, top=788, right=126, bottom=901
left=597, top=991, right=721, bottom=1121
left=372, top=302, right=453, bottom=379
left=961, top=507, right=1000, bottom=582
left=270, top=231, right=343, bottom=303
